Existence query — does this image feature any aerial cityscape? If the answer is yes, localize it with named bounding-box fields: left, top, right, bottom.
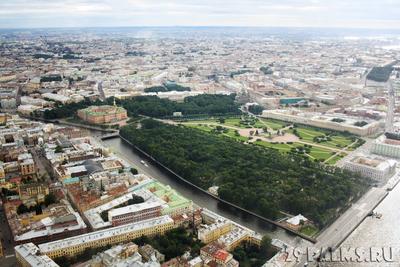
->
left=0, top=1, right=400, bottom=267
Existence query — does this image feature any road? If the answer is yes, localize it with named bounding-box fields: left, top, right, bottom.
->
left=0, top=209, right=17, bottom=267
left=0, top=147, right=54, bottom=267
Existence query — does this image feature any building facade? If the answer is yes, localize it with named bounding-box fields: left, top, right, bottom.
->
left=198, top=219, right=232, bottom=244
left=109, top=202, right=162, bottom=226
left=372, top=135, right=400, bottom=158
left=343, top=155, right=396, bottom=184
left=77, top=105, right=127, bottom=125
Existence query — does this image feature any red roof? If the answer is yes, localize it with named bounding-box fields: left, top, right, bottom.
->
left=213, top=249, right=229, bottom=262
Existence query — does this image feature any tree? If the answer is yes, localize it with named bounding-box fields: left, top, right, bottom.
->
left=130, top=168, right=138, bottom=175
left=35, top=204, right=43, bottom=215
left=120, top=119, right=367, bottom=227
left=2, top=188, right=17, bottom=196
left=44, top=193, right=57, bottom=206
left=128, top=194, right=144, bottom=205
left=42, top=94, right=241, bottom=120
left=261, top=235, right=272, bottom=252
left=100, top=180, right=105, bottom=192
left=100, top=210, right=109, bottom=221
left=248, top=104, right=264, bottom=115
left=55, top=145, right=63, bottom=153
left=17, top=204, right=29, bottom=215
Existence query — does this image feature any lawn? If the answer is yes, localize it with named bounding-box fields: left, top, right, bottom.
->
left=223, top=118, right=244, bottom=127
left=254, top=140, right=303, bottom=152
left=258, top=118, right=288, bottom=130
left=223, top=129, right=250, bottom=142
left=180, top=117, right=363, bottom=165
left=253, top=141, right=335, bottom=163
left=186, top=123, right=214, bottom=132
left=299, top=225, right=319, bottom=237
left=308, top=147, right=335, bottom=161
left=325, top=153, right=346, bottom=165
left=289, top=125, right=358, bottom=150
left=187, top=124, right=249, bottom=142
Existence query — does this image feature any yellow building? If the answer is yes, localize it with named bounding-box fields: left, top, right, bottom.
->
left=217, top=227, right=250, bottom=251
left=15, top=243, right=58, bottom=267
left=198, top=219, right=232, bottom=244
left=0, top=242, right=3, bottom=258
left=38, top=215, right=175, bottom=259
left=18, top=153, right=36, bottom=176
left=0, top=114, right=7, bottom=125
left=18, top=183, right=49, bottom=205
left=20, top=162, right=36, bottom=176
left=0, top=164, right=5, bottom=181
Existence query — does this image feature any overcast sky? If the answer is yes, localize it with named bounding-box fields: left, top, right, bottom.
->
left=1, top=0, right=400, bottom=29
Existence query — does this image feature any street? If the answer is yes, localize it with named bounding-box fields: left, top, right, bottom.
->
left=0, top=208, right=17, bottom=267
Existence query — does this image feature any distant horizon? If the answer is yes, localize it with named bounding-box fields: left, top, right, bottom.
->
left=1, top=25, right=400, bottom=30
left=1, top=0, right=400, bottom=30
left=1, top=26, right=400, bottom=35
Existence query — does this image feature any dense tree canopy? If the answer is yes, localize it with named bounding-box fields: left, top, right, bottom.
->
left=42, top=98, right=114, bottom=120
left=232, top=237, right=275, bottom=267
left=133, top=227, right=203, bottom=260
left=120, top=94, right=241, bottom=118
left=121, top=120, right=367, bottom=226
left=40, top=74, right=62, bottom=83
left=366, top=66, right=393, bottom=82
left=41, top=94, right=240, bottom=120
left=248, top=104, right=264, bottom=115
left=144, top=83, right=191, bottom=93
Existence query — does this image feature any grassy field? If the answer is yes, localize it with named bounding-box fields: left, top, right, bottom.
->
left=179, top=117, right=364, bottom=165
left=258, top=118, right=289, bottom=130
left=299, top=225, right=319, bottom=237
left=325, top=153, right=347, bottom=165
left=186, top=124, right=249, bottom=142
left=289, top=126, right=356, bottom=150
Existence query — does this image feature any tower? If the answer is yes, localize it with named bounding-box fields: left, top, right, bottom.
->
left=385, top=80, right=395, bottom=133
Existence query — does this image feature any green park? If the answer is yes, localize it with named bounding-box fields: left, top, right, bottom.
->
left=177, top=115, right=364, bottom=165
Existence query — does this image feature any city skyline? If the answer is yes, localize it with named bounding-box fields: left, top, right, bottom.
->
left=1, top=0, right=400, bottom=29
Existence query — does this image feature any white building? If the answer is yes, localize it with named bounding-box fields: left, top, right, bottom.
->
left=1, top=98, right=17, bottom=109
left=372, top=134, right=400, bottom=158
left=343, top=155, right=396, bottom=184
left=42, top=93, right=71, bottom=104
left=15, top=243, right=59, bottom=267
left=262, top=109, right=381, bottom=136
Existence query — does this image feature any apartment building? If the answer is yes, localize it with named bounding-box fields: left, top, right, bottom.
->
left=37, top=215, right=175, bottom=259
left=198, top=219, right=232, bottom=244
left=109, top=201, right=162, bottom=226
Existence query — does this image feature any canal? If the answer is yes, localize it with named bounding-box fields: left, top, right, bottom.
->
left=100, top=136, right=305, bottom=246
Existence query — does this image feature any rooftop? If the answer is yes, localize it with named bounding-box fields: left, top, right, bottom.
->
left=38, top=215, right=173, bottom=253
left=79, top=105, right=126, bottom=116
left=108, top=201, right=162, bottom=218
left=15, top=243, right=59, bottom=267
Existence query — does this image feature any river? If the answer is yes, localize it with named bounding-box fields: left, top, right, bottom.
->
left=334, top=181, right=400, bottom=266
left=101, top=137, right=305, bottom=246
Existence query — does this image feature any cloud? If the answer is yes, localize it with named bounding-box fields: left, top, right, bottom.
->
left=0, top=0, right=399, bottom=29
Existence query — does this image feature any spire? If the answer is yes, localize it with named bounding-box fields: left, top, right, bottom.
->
left=385, top=80, right=395, bottom=133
